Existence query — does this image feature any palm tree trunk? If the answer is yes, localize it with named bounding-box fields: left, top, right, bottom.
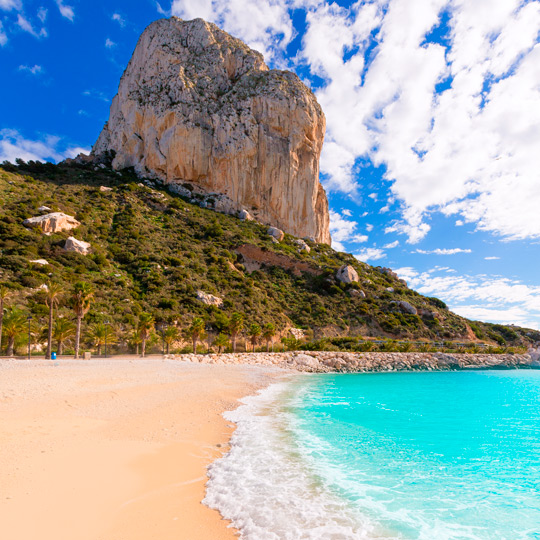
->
left=58, top=340, right=63, bottom=355
left=232, top=335, right=236, bottom=353
left=166, top=343, right=170, bottom=355
left=266, top=341, right=270, bottom=352
left=136, top=342, right=139, bottom=355
left=7, top=336, right=15, bottom=356
left=192, top=338, right=197, bottom=354
left=75, top=317, right=82, bottom=359
left=46, top=303, right=53, bottom=360
left=97, top=344, right=102, bottom=356
left=142, top=337, right=146, bottom=357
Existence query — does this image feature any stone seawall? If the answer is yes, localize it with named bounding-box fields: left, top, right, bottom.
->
left=166, top=351, right=538, bottom=372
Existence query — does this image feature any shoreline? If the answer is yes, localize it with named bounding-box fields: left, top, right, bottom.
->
left=0, top=358, right=286, bottom=540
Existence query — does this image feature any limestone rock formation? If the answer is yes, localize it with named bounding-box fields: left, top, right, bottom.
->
left=92, top=17, right=331, bottom=244
left=64, top=237, right=91, bottom=255
left=267, top=226, right=284, bottom=242
left=23, top=212, right=80, bottom=235
left=336, top=265, right=359, bottom=284
left=196, top=290, right=223, bottom=307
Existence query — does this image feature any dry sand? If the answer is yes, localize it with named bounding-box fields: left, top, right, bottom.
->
left=0, top=357, right=284, bottom=540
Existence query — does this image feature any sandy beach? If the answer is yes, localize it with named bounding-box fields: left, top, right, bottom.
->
left=0, top=357, right=283, bottom=540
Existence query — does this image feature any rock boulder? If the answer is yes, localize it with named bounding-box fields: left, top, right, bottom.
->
left=64, top=237, right=92, bottom=255
left=23, top=212, right=80, bottom=235
left=196, top=290, right=223, bottom=307
left=336, top=265, right=359, bottom=284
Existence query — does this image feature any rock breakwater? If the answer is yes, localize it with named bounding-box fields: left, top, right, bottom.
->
left=165, top=351, right=537, bottom=372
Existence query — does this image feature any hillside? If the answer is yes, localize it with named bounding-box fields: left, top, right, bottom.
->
left=0, top=159, right=537, bottom=351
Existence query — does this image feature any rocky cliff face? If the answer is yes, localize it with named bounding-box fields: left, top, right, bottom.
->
left=92, top=17, right=331, bottom=244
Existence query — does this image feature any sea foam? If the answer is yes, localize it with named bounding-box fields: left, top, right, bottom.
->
left=203, top=382, right=385, bottom=540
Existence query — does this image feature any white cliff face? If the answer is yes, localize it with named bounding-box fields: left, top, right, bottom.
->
left=93, top=17, right=331, bottom=244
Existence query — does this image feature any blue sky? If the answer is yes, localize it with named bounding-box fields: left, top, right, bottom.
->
left=1, top=0, right=540, bottom=329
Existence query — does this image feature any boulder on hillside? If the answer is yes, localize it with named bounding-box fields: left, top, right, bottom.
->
left=239, top=209, right=254, bottom=221
left=99, top=186, right=113, bottom=192
left=38, top=206, right=51, bottom=213
left=294, top=239, right=311, bottom=253
left=336, top=265, right=359, bottom=284
left=289, top=328, right=305, bottom=340
left=350, top=289, right=366, bottom=298
left=64, top=237, right=91, bottom=255
left=267, top=227, right=284, bottom=242
left=30, top=259, right=49, bottom=265
left=394, top=300, right=418, bottom=315
left=23, top=212, right=80, bottom=235
left=196, top=290, right=223, bottom=308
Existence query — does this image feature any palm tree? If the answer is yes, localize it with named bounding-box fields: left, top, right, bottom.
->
left=262, top=323, right=276, bottom=352
left=0, top=284, right=10, bottom=354
left=71, top=282, right=94, bottom=359
left=213, top=333, right=229, bottom=354
left=229, top=312, right=244, bottom=353
left=2, top=307, right=26, bottom=356
left=247, top=323, right=261, bottom=352
left=137, top=313, right=155, bottom=357
left=187, top=317, right=205, bottom=354
left=129, top=327, right=143, bottom=355
left=52, top=317, right=76, bottom=355
left=163, top=326, right=179, bottom=354
left=88, top=322, right=116, bottom=356
left=44, top=280, right=63, bottom=359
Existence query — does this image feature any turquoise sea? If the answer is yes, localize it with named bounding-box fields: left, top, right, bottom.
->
left=205, top=371, right=540, bottom=539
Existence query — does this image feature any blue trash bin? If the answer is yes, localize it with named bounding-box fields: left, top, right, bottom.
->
left=51, top=352, right=57, bottom=360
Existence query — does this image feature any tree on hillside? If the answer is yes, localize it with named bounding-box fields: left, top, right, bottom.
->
left=248, top=323, right=261, bottom=352
left=187, top=317, right=205, bottom=354
left=44, top=280, right=63, bottom=359
left=228, top=312, right=245, bottom=353
left=71, top=282, right=94, bottom=359
left=137, top=313, right=155, bottom=357
left=129, top=328, right=143, bottom=355
left=52, top=317, right=76, bottom=355
left=163, top=326, right=180, bottom=355
left=213, top=333, right=229, bottom=354
left=262, top=323, right=276, bottom=352
left=0, top=285, right=11, bottom=355
left=3, top=307, right=26, bottom=356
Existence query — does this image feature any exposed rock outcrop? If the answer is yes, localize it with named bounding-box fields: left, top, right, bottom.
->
left=92, top=17, right=331, bottom=244
left=64, top=237, right=91, bottom=255
left=23, top=212, right=80, bottom=235
left=267, top=226, right=284, bottom=242
left=196, top=290, right=223, bottom=307
left=336, top=265, right=359, bottom=284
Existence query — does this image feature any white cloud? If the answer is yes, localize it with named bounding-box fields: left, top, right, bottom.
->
left=484, top=256, right=500, bottom=260
left=342, top=208, right=352, bottom=217
left=18, top=64, right=43, bottom=74
left=16, top=14, right=47, bottom=38
left=38, top=7, right=47, bottom=23
left=0, top=21, right=7, bottom=46
left=0, top=129, right=89, bottom=164
left=415, top=248, right=472, bottom=255
left=105, top=38, right=116, bottom=48
left=112, top=13, right=126, bottom=27
left=329, top=209, right=369, bottom=251
left=395, top=266, right=540, bottom=329
left=384, top=240, right=399, bottom=249
left=0, top=0, right=21, bottom=11
left=297, top=0, right=540, bottom=244
left=55, top=0, right=74, bottom=21
left=170, top=0, right=294, bottom=61
left=354, top=248, right=386, bottom=262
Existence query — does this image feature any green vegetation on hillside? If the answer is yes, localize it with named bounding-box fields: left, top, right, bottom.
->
left=0, top=159, right=537, bottom=355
